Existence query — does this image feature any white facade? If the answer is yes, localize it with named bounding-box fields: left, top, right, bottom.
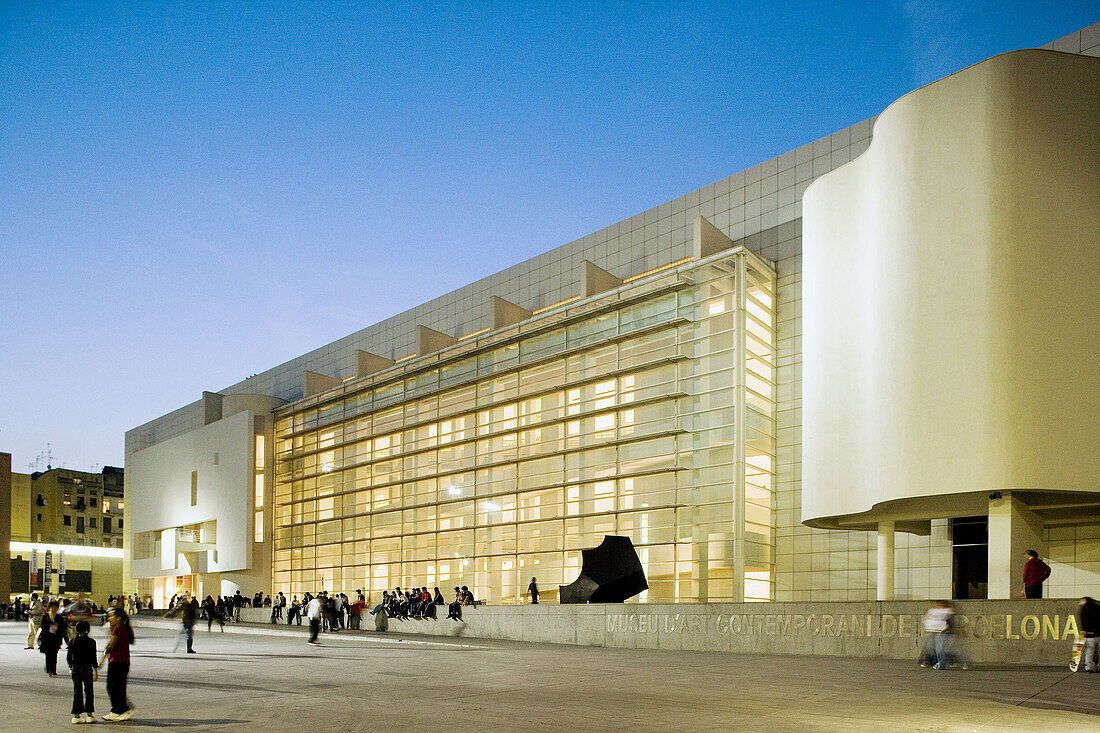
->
left=126, top=394, right=282, bottom=603
left=802, top=49, right=1100, bottom=599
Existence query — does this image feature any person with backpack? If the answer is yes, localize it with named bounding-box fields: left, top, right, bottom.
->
left=1023, top=550, right=1052, bottom=599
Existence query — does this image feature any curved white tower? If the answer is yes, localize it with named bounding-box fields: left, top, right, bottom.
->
left=801, top=49, right=1100, bottom=597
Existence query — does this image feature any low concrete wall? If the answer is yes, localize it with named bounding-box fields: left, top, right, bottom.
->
left=137, top=600, right=1083, bottom=665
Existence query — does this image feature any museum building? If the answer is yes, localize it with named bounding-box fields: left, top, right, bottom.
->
left=124, top=24, right=1099, bottom=609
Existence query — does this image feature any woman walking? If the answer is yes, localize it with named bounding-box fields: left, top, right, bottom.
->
left=99, top=608, right=136, bottom=722
left=39, top=600, right=68, bottom=677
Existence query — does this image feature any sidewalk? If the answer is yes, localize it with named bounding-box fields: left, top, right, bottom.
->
left=3, top=620, right=1098, bottom=732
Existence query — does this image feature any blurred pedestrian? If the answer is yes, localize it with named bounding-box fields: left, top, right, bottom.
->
left=165, top=592, right=198, bottom=653
left=1077, top=597, right=1100, bottom=672
left=306, top=594, right=323, bottom=645
left=26, top=592, right=43, bottom=650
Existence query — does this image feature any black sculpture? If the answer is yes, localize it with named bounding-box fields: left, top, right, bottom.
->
left=559, top=535, right=648, bottom=603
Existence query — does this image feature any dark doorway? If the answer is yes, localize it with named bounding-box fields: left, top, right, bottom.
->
left=951, top=516, right=988, bottom=599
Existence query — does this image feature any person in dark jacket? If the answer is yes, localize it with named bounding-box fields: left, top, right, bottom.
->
left=39, top=600, right=68, bottom=676
left=1077, top=597, right=1100, bottom=672
left=67, top=620, right=97, bottom=723
left=203, top=595, right=224, bottom=632
left=165, top=593, right=198, bottom=653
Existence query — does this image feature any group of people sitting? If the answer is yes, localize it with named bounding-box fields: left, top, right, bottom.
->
left=369, top=585, right=476, bottom=621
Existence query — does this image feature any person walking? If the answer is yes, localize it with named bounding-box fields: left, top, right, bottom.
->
left=165, top=593, right=198, bottom=654
left=26, top=592, right=44, bottom=650
left=99, top=608, right=136, bottom=722
left=203, top=595, right=224, bottom=632
left=1023, top=550, right=1052, bottom=599
left=306, top=594, right=323, bottom=645
left=1077, top=597, right=1100, bottom=672
left=528, top=577, right=539, bottom=604
left=67, top=620, right=97, bottom=724
left=39, top=600, right=68, bottom=677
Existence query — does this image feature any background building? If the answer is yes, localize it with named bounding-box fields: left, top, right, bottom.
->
left=5, top=459, right=125, bottom=601
left=125, top=23, right=1100, bottom=607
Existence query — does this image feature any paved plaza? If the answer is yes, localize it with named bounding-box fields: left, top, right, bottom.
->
left=2, top=620, right=1099, bottom=732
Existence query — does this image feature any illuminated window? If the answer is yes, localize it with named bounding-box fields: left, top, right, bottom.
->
left=254, top=434, right=266, bottom=542
left=594, top=413, right=616, bottom=440
left=102, top=500, right=110, bottom=514
left=594, top=380, right=616, bottom=409
left=620, top=375, right=635, bottom=404
left=566, top=388, right=581, bottom=416
left=594, top=480, right=615, bottom=513
left=265, top=252, right=776, bottom=603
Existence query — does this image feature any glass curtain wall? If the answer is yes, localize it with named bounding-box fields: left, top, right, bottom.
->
left=272, top=251, right=775, bottom=603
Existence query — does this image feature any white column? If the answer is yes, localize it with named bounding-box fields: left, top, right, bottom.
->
left=877, top=521, right=895, bottom=601
left=988, top=493, right=1046, bottom=599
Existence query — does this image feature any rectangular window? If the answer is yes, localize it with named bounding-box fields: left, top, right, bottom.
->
left=255, top=434, right=266, bottom=542
left=90, top=517, right=97, bottom=529
left=103, top=518, right=111, bottom=534
left=190, top=470, right=198, bottom=506
left=64, top=515, right=71, bottom=526
left=118, top=519, right=123, bottom=530
left=76, top=516, right=85, bottom=533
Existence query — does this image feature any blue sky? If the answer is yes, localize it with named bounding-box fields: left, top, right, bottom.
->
left=1, top=2, right=1095, bottom=471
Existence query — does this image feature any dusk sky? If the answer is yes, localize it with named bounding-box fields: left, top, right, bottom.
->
left=1, top=3, right=1095, bottom=473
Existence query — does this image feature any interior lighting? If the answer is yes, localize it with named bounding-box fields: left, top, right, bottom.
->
left=10, top=541, right=123, bottom=559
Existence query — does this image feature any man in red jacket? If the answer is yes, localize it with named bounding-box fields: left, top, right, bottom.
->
left=1023, top=550, right=1051, bottom=599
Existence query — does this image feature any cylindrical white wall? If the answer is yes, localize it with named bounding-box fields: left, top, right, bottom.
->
left=801, top=50, right=1100, bottom=528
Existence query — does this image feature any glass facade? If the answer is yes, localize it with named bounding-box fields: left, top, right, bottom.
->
left=272, top=250, right=775, bottom=603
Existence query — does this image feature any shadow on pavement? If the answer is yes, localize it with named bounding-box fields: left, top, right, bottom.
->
left=130, top=676, right=286, bottom=694
left=122, top=719, right=246, bottom=728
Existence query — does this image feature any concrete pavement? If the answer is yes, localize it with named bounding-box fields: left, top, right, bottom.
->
left=1, top=620, right=1098, bottom=732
